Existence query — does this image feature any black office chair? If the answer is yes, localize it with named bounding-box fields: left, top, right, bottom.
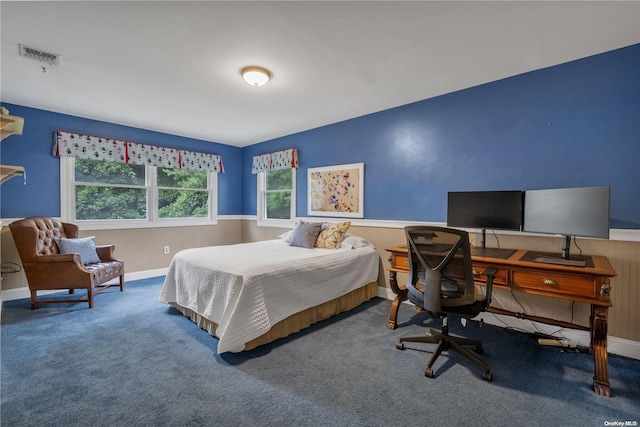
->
left=396, top=226, right=497, bottom=381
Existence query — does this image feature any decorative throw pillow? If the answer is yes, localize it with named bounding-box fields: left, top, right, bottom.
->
left=315, top=222, right=351, bottom=249
left=55, top=236, right=101, bottom=265
left=340, top=234, right=374, bottom=250
left=289, top=222, right=323, bottom=249
left=278, top=229, right=294, bottom=243
left=278, top=220, right=302, bottom=243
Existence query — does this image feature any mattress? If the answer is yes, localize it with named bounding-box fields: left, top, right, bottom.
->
left=159, top=238, right=379, bottom=353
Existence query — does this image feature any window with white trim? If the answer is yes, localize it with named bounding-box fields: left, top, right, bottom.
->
left=61, top=157, right=218, bottom=228
left=157, top=166, right=210, bottom=218
left=257, top=168, right=296, bottom=227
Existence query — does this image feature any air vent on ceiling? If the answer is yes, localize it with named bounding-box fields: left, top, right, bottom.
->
left=19, top=44, right=61, bottom=66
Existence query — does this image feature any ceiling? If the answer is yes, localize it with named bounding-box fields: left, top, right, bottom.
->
left=2, top=1, right=639, bottom=148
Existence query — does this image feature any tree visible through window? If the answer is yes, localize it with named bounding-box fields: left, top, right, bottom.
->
left=258, top=168, right=295, bottom=225
left=72, top=158, right=212, bottom=222
left=265, top=169, right=292, bottom=219
left=157, top=167, right=208, bottom=218
left=75, top=159, right=146, bottom=220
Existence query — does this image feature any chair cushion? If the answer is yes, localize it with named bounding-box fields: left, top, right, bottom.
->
left=55, top=236, right=101, bottom=265
left=444, top=298, right=487, bottom=318
left=85, top=261, right=124, bottom=285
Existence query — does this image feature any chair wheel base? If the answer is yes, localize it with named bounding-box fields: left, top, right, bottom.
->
left=396, top=342, right=405, bottom=350
left=424, top=368, right=434, bottom=378
left=483, top=371, right=493, bottom=382
left=474, top=345, right=484, bottom=354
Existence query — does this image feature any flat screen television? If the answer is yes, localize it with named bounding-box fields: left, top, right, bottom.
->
left=447, top=190, right=524, bottom=250
left=523, top=186, right=610, bottom=265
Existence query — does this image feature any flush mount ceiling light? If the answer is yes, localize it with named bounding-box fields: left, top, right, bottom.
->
left=241, top=66, right=271, bottom=87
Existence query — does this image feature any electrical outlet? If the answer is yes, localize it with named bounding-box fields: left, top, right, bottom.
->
left=163, top=246, right=170, bottom=255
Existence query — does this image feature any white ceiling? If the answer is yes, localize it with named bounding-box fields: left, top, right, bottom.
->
left=2, top=1, right=639, bottom=147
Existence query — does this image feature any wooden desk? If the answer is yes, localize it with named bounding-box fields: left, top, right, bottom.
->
left=385, top=244, right=617, bottom=397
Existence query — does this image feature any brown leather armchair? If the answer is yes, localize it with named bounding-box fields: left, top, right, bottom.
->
left=9, top=216, right=124, bottom=309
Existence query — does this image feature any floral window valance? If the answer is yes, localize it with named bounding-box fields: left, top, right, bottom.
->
left=52, top=130, right=224, bottom=173
left=251, top=148, right=298, bottom=174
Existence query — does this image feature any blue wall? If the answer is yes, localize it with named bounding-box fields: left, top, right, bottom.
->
left=2, top=44, right=639, bottom=228
left=242, top=44, right=640, bottom=229
left=0, top=105, right=242, bottom=218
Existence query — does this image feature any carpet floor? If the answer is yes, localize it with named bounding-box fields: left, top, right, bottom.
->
left=2, top=276, right=639, bottom=427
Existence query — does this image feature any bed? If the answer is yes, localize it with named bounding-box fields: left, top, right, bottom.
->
left=159, top=234, right=379, bottom=353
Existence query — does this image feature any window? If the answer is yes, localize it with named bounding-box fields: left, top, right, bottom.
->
left=257, top=168, right=296, bottom=227
left=74, top=159, right=146, bottom=220
left=61, top=157, right=218, bottom=229
left=157, top=167, right=209, bottom=219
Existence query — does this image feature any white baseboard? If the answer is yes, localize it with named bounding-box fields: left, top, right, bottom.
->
left=377, top=285, right=398, bottom=301
left=377, top=286, right=640, bottom=360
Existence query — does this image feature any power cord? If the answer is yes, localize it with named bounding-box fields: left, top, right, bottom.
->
left=483, top=286, right=582, bottom=348
left=573, top=236, right=584, bottom=256
left=491, top=229, right=501, bottom=248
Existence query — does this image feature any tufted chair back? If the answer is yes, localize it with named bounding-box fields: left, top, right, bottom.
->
left=10, top=217, right=79, bottom=262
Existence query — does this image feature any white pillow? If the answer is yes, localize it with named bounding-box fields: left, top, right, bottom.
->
left=278, top=220, right=305, bottom=243
left=340, top=234, right=375, bottom=250
left=278, top=229, right=294, bottom=243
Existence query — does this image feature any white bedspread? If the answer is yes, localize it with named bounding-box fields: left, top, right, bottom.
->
left=159, top=239, right=379, bottom=353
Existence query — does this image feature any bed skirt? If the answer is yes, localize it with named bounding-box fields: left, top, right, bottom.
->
left=169, top=281, right=378, bottom=352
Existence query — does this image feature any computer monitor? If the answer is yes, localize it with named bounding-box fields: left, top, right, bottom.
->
left=447, top=190, right=524, bottom=249
left=523, top=186, right=610, bottom=264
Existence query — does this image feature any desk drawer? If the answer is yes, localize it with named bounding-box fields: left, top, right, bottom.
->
left=392, top=254, right=410, bottom=270
left=472, top=265, right=508, bottom=286
left=512, top=269, right=597, bottom=298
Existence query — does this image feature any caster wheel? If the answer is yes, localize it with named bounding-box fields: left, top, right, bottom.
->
left=483, top=371, right=493, bottom=382
left=396, top=342, right=405, bottom=350
left=424, top=368, right=434, bottom=378
left=474, top=345, right=484, bottom=354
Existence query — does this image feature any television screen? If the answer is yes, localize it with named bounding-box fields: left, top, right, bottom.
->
left=447, top=191, right=524, bottom=231
left=523, top=186, right=610, bottom=239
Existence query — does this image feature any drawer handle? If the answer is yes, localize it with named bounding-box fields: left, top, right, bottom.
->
left=404, top=260, right=409, bottom=265
left=472, top=269, right=480, bottom=276
left=542, top=278, right=558, bottom=286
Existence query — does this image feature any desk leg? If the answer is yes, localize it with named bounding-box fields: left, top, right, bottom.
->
left=591, top=304, right=611, bottom=397
left=387, top=271, right=407, bottom=330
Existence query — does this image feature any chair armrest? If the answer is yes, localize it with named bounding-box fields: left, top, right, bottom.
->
left=95, top=245, right=122, bottom=263
left=29, top=254, right=92, bottom=287
left=480, top=267, right=498, bottom=307
left=36, top=253, right=82, bottom=265
left=35, top=253, right=89, bottom=274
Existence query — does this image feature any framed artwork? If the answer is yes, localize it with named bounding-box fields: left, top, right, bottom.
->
left=308, top=163, right=364, bottom=218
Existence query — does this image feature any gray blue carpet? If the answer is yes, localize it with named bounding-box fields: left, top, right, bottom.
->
left=2, top=277, right=639, bottom=426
